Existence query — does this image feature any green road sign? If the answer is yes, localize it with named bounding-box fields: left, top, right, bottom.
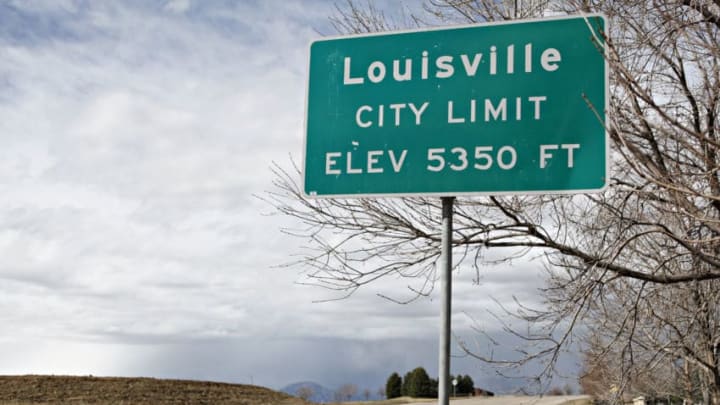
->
left=304, top=14, right=608, bottom=197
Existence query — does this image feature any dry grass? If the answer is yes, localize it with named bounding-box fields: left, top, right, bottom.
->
left=341, top=397, right=436, bottom=405
left=0, top=375, right=310, bottom=405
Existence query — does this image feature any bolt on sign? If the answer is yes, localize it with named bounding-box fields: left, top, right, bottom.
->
left=303, top=14, right=608, bottom=197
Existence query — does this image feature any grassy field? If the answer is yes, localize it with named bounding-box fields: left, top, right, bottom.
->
left=0, top=375, right=593, bottom=405
left=0, top=375, right=311, bottom=405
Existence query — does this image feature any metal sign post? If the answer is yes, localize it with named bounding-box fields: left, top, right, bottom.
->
left=438, top=197, right=454, bottom=405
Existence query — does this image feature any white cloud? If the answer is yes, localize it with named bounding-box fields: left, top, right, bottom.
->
left=164, top=0, right=191, bottom=14
left=1, top=0, right=310, bottom=338
left=0, top=0, right=565, bottom=391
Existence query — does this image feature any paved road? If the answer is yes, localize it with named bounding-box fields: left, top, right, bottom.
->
left=405, top=395, right=592, bottom=405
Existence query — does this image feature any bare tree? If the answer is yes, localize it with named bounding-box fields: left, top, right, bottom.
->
left=270, top=0, right=720, bottom=402
left=574, top=276, right=720, bottom=403
left=296, top=385, right=315, bottom=402
left=540, top=1, right=720, bottom=402
left=336, top=383, right=358, bottom=401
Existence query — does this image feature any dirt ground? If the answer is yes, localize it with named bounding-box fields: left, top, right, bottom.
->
left=0, top=375, right=310, bottom=405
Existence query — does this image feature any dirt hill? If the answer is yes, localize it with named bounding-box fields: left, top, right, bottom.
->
left=0, top=375, right=311, bottom=405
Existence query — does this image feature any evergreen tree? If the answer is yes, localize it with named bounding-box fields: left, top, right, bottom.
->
left=429, top=378, right=438, bottom=398
left=404, top=367, right=433, bottom=398
left=385, top=372, right=402, bottom=399
left=457, top=375, right=474, bottom=395
left=402, top=371, right=411, bottom=396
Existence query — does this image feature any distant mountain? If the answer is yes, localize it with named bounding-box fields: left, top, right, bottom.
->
left=281, top=381, right=335, bottom=403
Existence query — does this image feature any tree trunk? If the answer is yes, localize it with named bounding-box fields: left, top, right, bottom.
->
left=711, top=372, right=720, bottom=405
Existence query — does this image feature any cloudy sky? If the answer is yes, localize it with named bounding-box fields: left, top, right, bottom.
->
left=0, top=0, right=576, bottom=394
